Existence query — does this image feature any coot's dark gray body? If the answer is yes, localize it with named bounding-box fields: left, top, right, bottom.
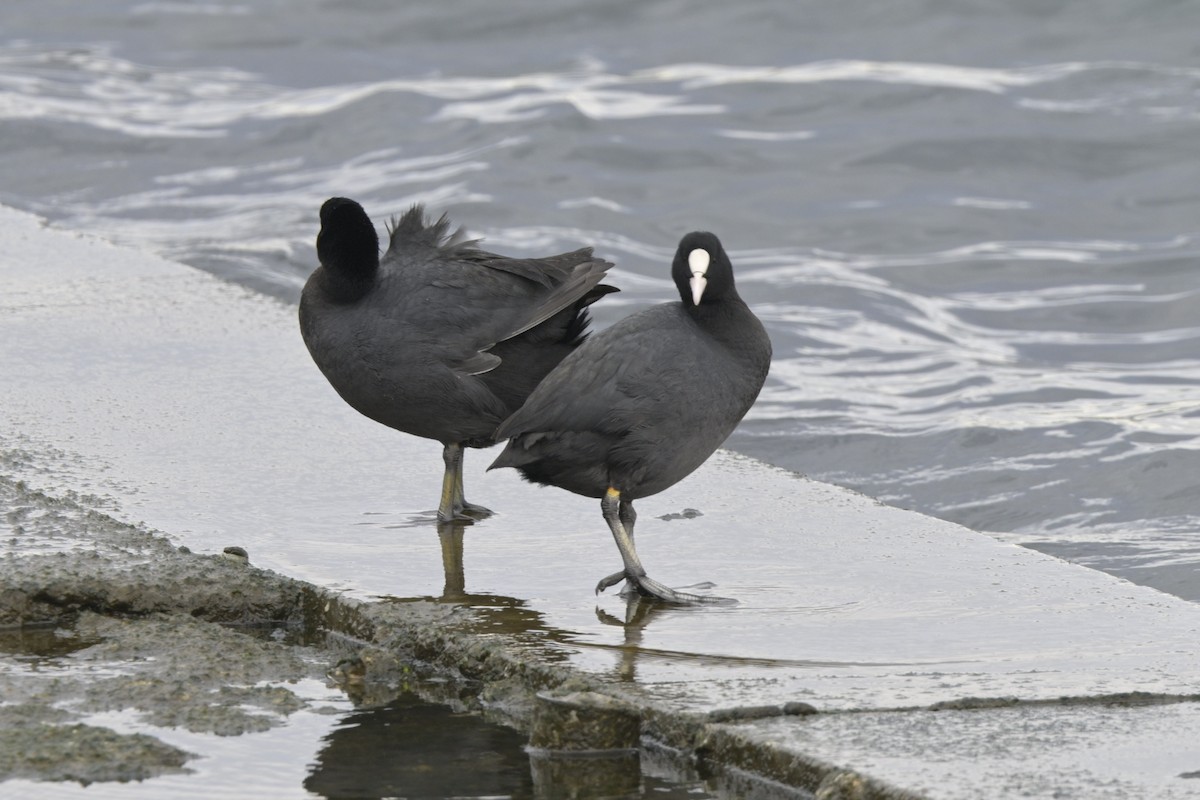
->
left=490, top=231, right=771, bottom=603
left=300, top=198, right=614, bottom=521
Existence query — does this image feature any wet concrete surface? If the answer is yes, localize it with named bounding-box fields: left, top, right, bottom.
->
left=3, top=204, right=1200, bottom=797
left=0, top=477, right=729, bottom=798
left=744, top=701, right=1200, bottom=800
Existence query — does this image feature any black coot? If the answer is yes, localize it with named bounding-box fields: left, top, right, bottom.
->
left=300, top=198, right=615, bottom=521
left=490, top=232, right=771, bottom=603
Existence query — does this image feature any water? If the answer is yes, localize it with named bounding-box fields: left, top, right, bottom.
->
left=0, top=624, right=722, bottom=799
left=3, top=0, right=1200, bottom=603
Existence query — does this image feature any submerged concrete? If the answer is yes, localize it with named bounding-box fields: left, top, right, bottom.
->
left=3, top=204, right=1200, bottom=798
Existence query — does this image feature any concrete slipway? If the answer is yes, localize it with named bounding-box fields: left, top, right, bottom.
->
left=2, top=203, right=1200, bottom=799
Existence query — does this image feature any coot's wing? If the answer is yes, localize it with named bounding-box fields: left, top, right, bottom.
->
left=383, top=207, right=613, bottom=377
left=456, top=248, right=614, bottom=343
left=494, top=304, right=689, bottom=440
left=472, top=248, right=614, bottom=340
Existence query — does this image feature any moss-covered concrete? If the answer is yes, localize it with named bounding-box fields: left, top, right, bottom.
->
left=0, top=719, right=191, bottom=785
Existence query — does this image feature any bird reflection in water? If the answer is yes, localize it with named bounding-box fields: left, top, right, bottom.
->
left=311, top=522, right=712, bottom=799
left=382, top=519, right=680, bottom=683
left=380, top=521, right=577, bottom=654
left=596, top=594, right=673, bottom=682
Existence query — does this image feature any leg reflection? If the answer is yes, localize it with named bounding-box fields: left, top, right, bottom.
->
left=437, top=520, right=468, bottom=600
left=595, top=594, right=668, bottom=682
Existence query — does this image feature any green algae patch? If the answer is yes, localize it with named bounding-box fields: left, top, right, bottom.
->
left=0, top=719, right=192, bottom=785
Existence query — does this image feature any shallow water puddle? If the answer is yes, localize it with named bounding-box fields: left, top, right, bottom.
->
left=0, top=620, right=722, bottom=799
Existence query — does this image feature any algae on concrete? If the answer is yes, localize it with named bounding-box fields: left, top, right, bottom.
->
left=0, top=720, right=192, bottom=785
left=1, top=476, right=337, bottom=785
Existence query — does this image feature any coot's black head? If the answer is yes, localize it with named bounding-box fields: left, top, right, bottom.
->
left=317, top=197, right=380, bottom=279
left=671, top=231, right=737, bottom=308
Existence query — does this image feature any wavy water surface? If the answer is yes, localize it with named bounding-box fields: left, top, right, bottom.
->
left=2, top=0, right=1200, bottom=600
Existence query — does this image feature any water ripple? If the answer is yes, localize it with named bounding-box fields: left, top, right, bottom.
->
left=5, top=7, right=1200, bottom=602
left=8, top=43, right=1200, bottom=141
left=637, top=60, right=1089, bottom=93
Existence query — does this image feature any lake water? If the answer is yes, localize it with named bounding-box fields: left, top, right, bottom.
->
left=3, top=0, right=1199, bottom=611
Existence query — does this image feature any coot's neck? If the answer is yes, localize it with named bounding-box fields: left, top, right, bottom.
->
left=317, top=235, right=379, bottom=304
left=687, top=292, right=753, bottom=339
left=320, top=264, right=376, bottom=304
left=686, top=296, right=772, bottom=383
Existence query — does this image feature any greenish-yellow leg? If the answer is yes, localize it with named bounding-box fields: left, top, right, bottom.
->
left=596, top=487, right=713, bottom=604
left=437, top=443, right=493, bottom=522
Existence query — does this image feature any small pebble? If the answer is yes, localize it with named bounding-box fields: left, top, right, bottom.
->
left=221, top=546, right=249, bottom=564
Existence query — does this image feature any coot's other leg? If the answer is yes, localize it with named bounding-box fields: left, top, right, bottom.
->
left=438, top=443, right=493, bottom=522
left=451, top=447, right=493, bottom=520
left=596, top=488, right=711, bottom=604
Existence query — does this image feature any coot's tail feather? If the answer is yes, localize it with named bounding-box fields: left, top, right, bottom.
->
left=501, top=259, right=615, bottom=342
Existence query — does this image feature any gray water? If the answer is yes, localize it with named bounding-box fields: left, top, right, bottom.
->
left=3, top=0, right=1200, bottom=605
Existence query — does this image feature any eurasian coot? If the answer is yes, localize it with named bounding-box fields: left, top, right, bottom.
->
left=300, top=198, right=615, bottom=521
left=490, top=231, right=771, bottom=603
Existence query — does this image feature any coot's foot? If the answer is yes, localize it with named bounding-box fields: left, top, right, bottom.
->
left=437, top=501, right=493, bottom=523
left=595, top=569, right=627, bottom=594
left=597, top=570, right=734, bottom=605
left=453, top=500, right=493, bottom=521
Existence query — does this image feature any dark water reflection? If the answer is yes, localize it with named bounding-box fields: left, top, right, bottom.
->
left=303, top=692, right=535, bottom=800
left=0, top=623, right=102, bottom=663
left=304, top=690, right=722, bottom=799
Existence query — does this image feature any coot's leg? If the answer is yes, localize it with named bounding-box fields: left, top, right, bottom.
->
left=619, top=500, right=637, bottom=536
left=437, top=443, right=459, bottom=521
left=439, top=443, right=493, bottom=522
left=452, top=447, right=493, bottom=520
left=596, top=488, right=713, bottom=604
left=597, top=500, right=637, bottom=591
